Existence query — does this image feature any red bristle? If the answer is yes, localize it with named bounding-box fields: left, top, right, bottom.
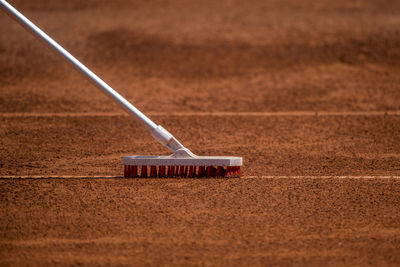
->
left=133, top=166, right=138, bottom=178
left=141, top=165, right=147, bottom=178
left=211, top=166, right=216, bottom=177
left=150, top=166, right=157, bottom=177
left=168, top=166, right=175, bottom=177
left=178, top=166, right=184, bottom=177
left=125, top=165, right=239, bottom=178
left=128, top=165, right=137, bottom=178
left=236, top=166, right=241, bottom=176
left=233, top=166, right=238, bottom=176
left=128, top=165, right=132, bottom=178
left=124, top=165, right=128, bottom=177
left=188, top=166, right=194, bottom=177
left=215, top=166, right=222, bottom=177
left=206, top=166, right=212, bottom=177
left=198, top=166, right=205, bottom=177
left=226, top=166, right=232, bottom=177
left=159, top=166, right=166, bottom=177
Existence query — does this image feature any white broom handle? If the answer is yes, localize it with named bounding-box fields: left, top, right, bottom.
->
left=0, top=0, right=157, bottom=131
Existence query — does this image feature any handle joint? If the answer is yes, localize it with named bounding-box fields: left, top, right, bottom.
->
left=151, top=125, right=185, bottom=152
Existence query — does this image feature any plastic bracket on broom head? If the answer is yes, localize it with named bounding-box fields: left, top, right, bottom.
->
left=123, top=148, right=243, bottom=167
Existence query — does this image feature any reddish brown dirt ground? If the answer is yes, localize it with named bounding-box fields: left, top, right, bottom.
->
left=1, top=178, right=400, bottom=265
left=1, top=0, right=400, bottom=265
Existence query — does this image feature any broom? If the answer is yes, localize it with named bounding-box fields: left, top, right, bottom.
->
left=0, top=0, right=242, bottom=178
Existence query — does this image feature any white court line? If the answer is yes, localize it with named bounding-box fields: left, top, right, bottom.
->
left=0, top=111, right=400, bottom=117
left=1, top=175, right=399, bottom=179
left=259, top=175, right=400, bottom=179
left=0, top=176, right=122, bottom=179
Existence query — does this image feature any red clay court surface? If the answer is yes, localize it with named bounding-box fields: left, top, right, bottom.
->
left=1, top=0, right=400, bottom=265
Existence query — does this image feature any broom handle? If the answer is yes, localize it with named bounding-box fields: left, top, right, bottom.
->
left=0, top=0, right=157, bottom=130
left=0, top=0, right=185, bottom=152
